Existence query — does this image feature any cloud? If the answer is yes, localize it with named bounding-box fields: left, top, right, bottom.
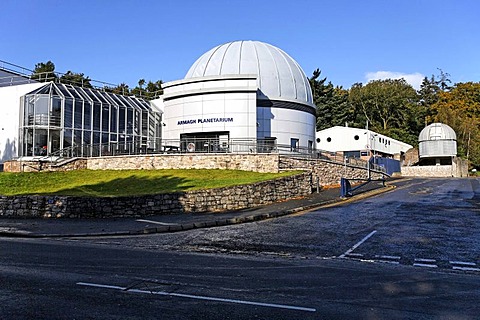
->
left=365, top=71, right=425, bottom=90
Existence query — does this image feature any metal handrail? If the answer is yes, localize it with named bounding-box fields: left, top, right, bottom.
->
left=35, top=138, right=386, bottom=173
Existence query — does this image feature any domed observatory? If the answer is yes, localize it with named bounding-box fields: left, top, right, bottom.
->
left=418, top=122, right=457, bottom=165
left=159, top=40, right=316, bottom=153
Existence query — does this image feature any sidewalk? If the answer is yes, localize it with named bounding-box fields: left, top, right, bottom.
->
left=0, top=181, right=393, bottom=238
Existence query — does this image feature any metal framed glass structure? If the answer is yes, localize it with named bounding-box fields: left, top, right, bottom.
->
left=19, top=83, right=162, bottom=158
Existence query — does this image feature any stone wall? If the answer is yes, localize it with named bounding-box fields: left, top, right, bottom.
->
left=401, top=165, right=454, bottom=177
left=86, top=154, right=280, bottom=173
left=3, top=158, right=87, bottom=172
left=279, top=157, right=386, bottom=187
left=401, top=157, right=468, bottom=178
left=0, top=172, right=312, bottom=218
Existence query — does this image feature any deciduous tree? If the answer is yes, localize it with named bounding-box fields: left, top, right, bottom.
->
left=431, top=82, right=480, bottom=167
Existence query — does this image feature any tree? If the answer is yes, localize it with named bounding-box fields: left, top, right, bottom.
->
left=309, top=69, right=334, bottom=130
left=436, top=68, right=452, bottom=91
left=145, top=80, right=163, bottom=98
left=418, top=75, right=441, bottom=126
left=60, top=71, right=92, bottom=88
left=131, top=79, right=163, bottom=100
left=431, top=82, right=480, bottom=167
left=348, top=79, right=419, bottom=143
left=31, top=61, right=57, bottom=82
left=418, top=69, right=453, bottom=125
left=104, top=83, right=130, bottom=95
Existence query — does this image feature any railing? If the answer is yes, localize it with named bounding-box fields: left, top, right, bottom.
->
left=36, top=138, right=386, bottom=174
left=0, top=60, right=163, bottom=100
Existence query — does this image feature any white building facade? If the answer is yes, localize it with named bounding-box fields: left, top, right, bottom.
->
left=157, top=40, right=317, bottom=153
left=316, top=126, right=413, bottom=159
left=0, top=80, right=45, bottom=163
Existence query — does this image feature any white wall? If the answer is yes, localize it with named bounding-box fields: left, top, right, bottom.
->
left=0, top=82, right=45, bottom=163
left=316, top=126, right=412, bottom=155
left=162, top=76, right=258, bottom=142
left=162, top=75, right=316, bottom=148
left=258, top=106, right=316, bottom=148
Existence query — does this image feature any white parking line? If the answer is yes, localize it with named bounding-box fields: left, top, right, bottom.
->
left=77, top=282, right=316, bottom=312
left=345, top=253, right=364, bottom=257
left=413, top=263, right=438, bottom=268
left=136, top=219, right=179, bottom=226
left=339, top=230, right=377, bottom=258
left=452, top=266, right=480, bottom=272
left=375, top=255, right=401, bottom=260
left=413, top=258, right=438, bottom=268
left=415, top=258, right=436, bottom=263
left=450, top=261, right=476, bottom=266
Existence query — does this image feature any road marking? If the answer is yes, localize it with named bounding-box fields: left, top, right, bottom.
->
left=77, top=282, right=316, bottom=313
left=413, top=263, right=438, bottom=268
left=339, top=230, right=377, bottom=258
left=375, top=255, right=401, bottom=260
left=452, top=266, right=480, bottom=272
left=415, top=258, right=436, bottom=263
left=413, top=258, right=438, bottom=268
left=450, top=261, right=476, bottom=266
left=136, top=219, right=179, bottom=226
left=450, top=261, right=479, bottom=272
left=375, top=255, right=401, bottom=264
left=345, top=253, right=364, bottom=258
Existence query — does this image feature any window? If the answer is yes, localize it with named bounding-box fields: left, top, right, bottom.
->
left=290, top=138, right=299, bottom=152
left=327, top=137, right=332, bottom=142
left=316, top=138, right=320, bottom=143
left=354, top=135, right=359, bottom=140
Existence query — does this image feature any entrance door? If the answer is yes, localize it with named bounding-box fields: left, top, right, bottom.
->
left=180, top=131, right=230, bottom=153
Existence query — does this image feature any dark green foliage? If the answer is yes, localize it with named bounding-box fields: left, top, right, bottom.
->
left=310, top=69, right=351, bottom=130
left=60, top=71, right=92, bottom=88
left=32, top=60, right=163, bottom=99
left=31, top=61, right=57, bottom=82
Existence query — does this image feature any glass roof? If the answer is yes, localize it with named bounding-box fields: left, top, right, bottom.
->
left=24, top=82, right=161, bottom=113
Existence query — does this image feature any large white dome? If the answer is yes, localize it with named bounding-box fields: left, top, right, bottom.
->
left=185, top=40, right=314, bottom=106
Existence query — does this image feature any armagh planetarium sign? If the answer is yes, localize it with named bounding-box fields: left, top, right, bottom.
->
left=177, top=117, right=234, bottom=126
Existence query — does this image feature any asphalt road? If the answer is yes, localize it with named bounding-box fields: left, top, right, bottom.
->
left=1, top=178, right=479, bottom=319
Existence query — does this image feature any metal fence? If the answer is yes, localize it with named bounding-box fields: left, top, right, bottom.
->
left=39, top=138, right=386, bottom=174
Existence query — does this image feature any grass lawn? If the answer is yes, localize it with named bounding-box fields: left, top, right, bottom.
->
left=0, top=169, right=301, bottom=197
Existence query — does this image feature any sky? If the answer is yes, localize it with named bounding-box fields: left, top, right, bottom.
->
left=1, top=0, right=479, bottom=90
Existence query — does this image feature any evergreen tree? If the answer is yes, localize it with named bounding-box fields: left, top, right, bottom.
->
left=31, top=61, right=57, bottom=82
left=309, top=69, right=334, bottom=130
left=60, top=71, right=92, bottom=88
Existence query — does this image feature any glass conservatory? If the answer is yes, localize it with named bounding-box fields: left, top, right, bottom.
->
left=19, top=83, right=162, bottom=158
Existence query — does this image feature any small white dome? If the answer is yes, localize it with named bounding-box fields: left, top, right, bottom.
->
left=185, top=40, right=313, bottom=107
left=419, top=123, right=457, bottom=141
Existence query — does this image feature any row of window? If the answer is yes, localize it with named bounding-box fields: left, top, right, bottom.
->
left=317, top=134, right=392, bottom=146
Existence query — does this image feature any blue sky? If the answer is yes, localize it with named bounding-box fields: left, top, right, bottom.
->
left=1, top=0, right=479, bottom=90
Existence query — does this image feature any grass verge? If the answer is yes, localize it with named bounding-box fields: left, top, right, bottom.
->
left=0, top=169, right=301, bottom=197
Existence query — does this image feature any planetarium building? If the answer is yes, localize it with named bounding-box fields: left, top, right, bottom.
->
left=157, top=40, right=316, bottom=153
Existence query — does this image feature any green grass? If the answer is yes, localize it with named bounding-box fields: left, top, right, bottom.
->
left=0, top=169, right=301, bottom=197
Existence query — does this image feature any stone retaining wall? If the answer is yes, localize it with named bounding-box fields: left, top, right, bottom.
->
left=3, top=158, right=87, bottom=172
left=0, top=172, right=311, bottom=218
left=86, top=154, right=280, bottom=173
left=279, top=157, right=387, bottom=186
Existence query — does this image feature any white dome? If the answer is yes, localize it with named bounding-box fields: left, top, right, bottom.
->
left=419, top=123, right=457, bottom=141
left=185, top=40, right=314, bottom=106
